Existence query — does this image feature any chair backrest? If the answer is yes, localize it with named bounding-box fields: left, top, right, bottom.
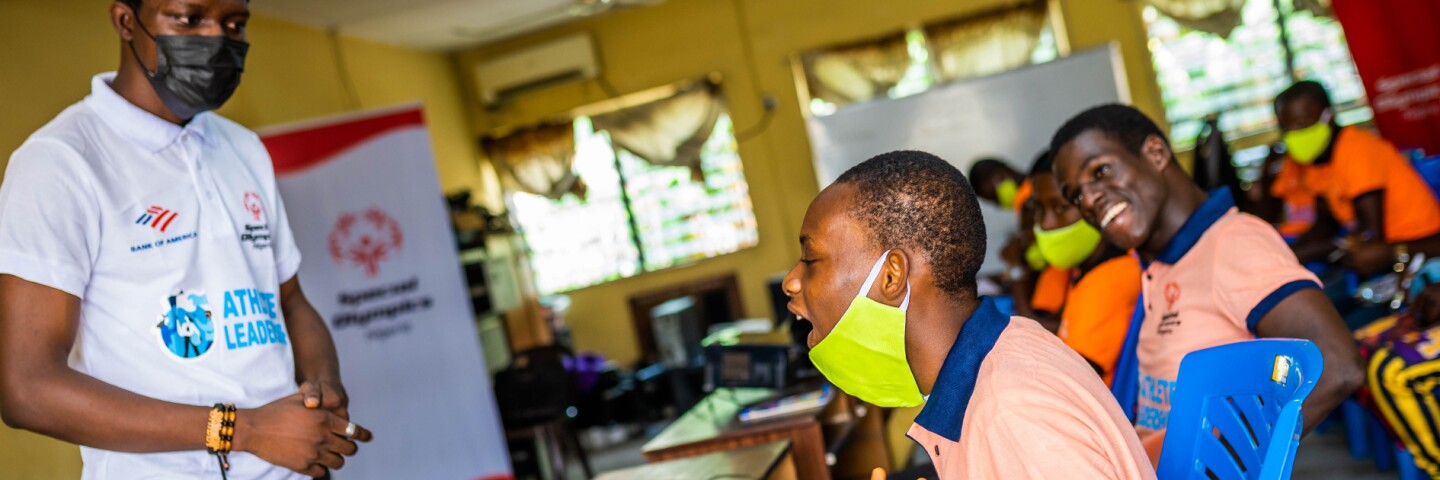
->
left=1157, top=339, right=1324, bottom=480
left=1412, top=154, right=1440, bottom=202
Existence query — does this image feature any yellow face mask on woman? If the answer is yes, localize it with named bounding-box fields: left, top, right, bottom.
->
left=1033, top=219, right=1102, bottom=269
left=1283, top=111, right=1333, bottom=165
left=807, top=250, right=924, bottom=408
left=995, top=179, right=1019, bottom=209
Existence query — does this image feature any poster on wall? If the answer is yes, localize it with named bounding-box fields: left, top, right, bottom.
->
left=1333, top=0, right=1440, bottom=155
left=259, top=105, right=511, bottom=480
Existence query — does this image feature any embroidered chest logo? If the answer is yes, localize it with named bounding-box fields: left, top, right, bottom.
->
left=155, top=290, right=215, bottom=360
left=243, top=192, right=264, bottom=221
left=328, top=208, right=404, bottom=277
left=136, top=205, right=179, bottom=233
left=1158, top=282, right=1182, bottom=335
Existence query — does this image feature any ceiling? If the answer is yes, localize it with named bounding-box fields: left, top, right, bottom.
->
left=249, top=0, right=616, bottom=51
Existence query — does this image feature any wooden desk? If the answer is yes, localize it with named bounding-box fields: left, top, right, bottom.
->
left=641, top=387, right=883, bottom=480
left=597, top=440, right=796, bottom=480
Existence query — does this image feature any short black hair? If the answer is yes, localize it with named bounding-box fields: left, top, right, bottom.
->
left=1050, top=104, right=1170, bottom=159
left=966, top=158, right=1014, bottom=192
left=835, top=150, right=986, bottom=297
left=1275, top=80, right=1332, bottom=110
left=1027, top=149, right=1054, bottom=177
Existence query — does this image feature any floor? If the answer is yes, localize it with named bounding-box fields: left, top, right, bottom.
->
left=561, top=422, right=1404, bottom=480
left=1293, top=428, right=1397, bottom=480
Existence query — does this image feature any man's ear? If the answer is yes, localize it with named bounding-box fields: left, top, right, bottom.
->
left=111, top=2, right=136, bottom=42
left=879, top=249, right=910, bottom=306
left=1141, top=134, right=1174, bottom=172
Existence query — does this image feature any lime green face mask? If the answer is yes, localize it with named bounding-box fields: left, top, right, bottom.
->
left=808, top=250, right=923, bottom=407
left=1283, top=111, right=1333, bottom=165
left=995, top=178, right=1019, bottom=209
left=1033, top=219, right=1103, bottom=269
left=1024, top=243, right=1048, bottom=271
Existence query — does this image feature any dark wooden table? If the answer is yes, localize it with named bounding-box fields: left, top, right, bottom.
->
left=640, top=386, right=884, bottom=480
left=597, top=440, right=796, bottom=480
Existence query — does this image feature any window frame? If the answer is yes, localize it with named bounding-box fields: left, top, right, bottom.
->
left=1142, top=0, right=1373, bottom=151
left=507, top=108, right=759, bottom=295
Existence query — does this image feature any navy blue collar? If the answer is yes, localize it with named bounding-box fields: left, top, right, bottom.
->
left=913, top=296, right=1009, bottom=442
left=1151, top=187, right=1235, bottom=265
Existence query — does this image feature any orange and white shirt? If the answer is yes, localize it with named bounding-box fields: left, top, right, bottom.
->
left=907, top=298, right=1154, bottom=479
left=1133, top=187, right=1320, bottom=465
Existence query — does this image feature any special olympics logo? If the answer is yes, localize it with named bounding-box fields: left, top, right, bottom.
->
left=155, top=291, right=215, bottom=360
left=1164, top=282, right=1181, bottom=311
left=243, top=192, right=264, bottom=221
left=329, top=208, right=404, bottom=277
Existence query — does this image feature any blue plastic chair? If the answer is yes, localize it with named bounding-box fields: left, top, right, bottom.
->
left=1157, top=339, right=1324, bottom=480
left=1398, top=446, right=1427, bottom=480
left=1412, top=153, right=1440, bottom=201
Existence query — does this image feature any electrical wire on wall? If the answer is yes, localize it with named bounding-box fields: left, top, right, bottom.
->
left=733, top=94, right=775, bottom=143
left=729, top=0, right=775, bottom=144
left=328, top=27, right=363, bottom=110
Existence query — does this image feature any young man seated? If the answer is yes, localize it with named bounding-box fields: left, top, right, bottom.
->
left=971, top=155, right=1068, bottom=322
left=784, top=150, right=1152, bottom=479
left=968, top=157, right=1027, bottom=212
left=1050, top=104, right=1365, bottom=465
left=1028, top=151, right=1141, bottom=387
left=1274, top=81, right=1440, bottom=277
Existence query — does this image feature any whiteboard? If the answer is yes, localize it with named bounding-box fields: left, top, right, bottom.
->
left=805, top=44, right=1129, bottom=274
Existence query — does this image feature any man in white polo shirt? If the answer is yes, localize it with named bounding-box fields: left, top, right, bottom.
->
left=0, top=1, right=372, bottom=478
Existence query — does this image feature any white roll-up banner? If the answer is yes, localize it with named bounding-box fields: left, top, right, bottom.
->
left=260, top=105, right=511, bottom=480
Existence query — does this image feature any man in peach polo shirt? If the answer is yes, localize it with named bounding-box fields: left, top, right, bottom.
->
left=784, top=150, right=1152, bottom=479
left=1051, top=104, right=1365, bottom=465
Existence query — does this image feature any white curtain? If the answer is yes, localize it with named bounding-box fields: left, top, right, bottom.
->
left=1145, top=0, right=1247, bottom=37
left=591, top=82, right=725, bottom=182
left=481, top=123, right=584, bottom=201
left=801, top=32, right=913, bottom=106
left=926, top=3, right=1048, bottom=82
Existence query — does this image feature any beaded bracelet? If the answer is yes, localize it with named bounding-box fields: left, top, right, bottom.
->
left=206, top=403, right=236, bottom=478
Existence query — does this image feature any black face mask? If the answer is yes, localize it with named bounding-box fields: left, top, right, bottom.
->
left=128, top=19, right=248, bottom=120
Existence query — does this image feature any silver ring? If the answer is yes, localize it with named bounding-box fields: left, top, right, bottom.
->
left=344, top=422, right=358, bottom=439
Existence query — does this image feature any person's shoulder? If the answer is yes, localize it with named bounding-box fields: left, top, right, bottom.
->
left=199, top=113, right=275, bottom=170
left=1091, top=253, right=1140, bottom=280
left=7, top=104, right=108, bottom=178
left=202, top=112, right=263, bottom=144
left=986, top=318, right=1097, bottom=381
left=1198, top=213, right=1296, bottom=265
left=15, top=102, right=104, bottom=160
left=1209, top=212, right=1287, bottom=247
left=1340, top=125, right=1386, bottom=146
left=1338, top=126, right=1402, bottom=159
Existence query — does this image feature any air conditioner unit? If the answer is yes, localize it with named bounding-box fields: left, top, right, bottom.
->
left=474, top=34, right=600, bottom=107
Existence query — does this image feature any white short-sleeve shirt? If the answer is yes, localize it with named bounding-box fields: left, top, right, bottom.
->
left=0, top=72, right=306, bottom=480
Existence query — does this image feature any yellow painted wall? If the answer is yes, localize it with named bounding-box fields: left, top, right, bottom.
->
left=456, top=0, right=1164, bottom=367
left=0, top=2, right=481, bottom=477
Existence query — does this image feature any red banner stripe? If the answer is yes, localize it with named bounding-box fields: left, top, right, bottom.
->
left=262, top=108, right=426, bottom=175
